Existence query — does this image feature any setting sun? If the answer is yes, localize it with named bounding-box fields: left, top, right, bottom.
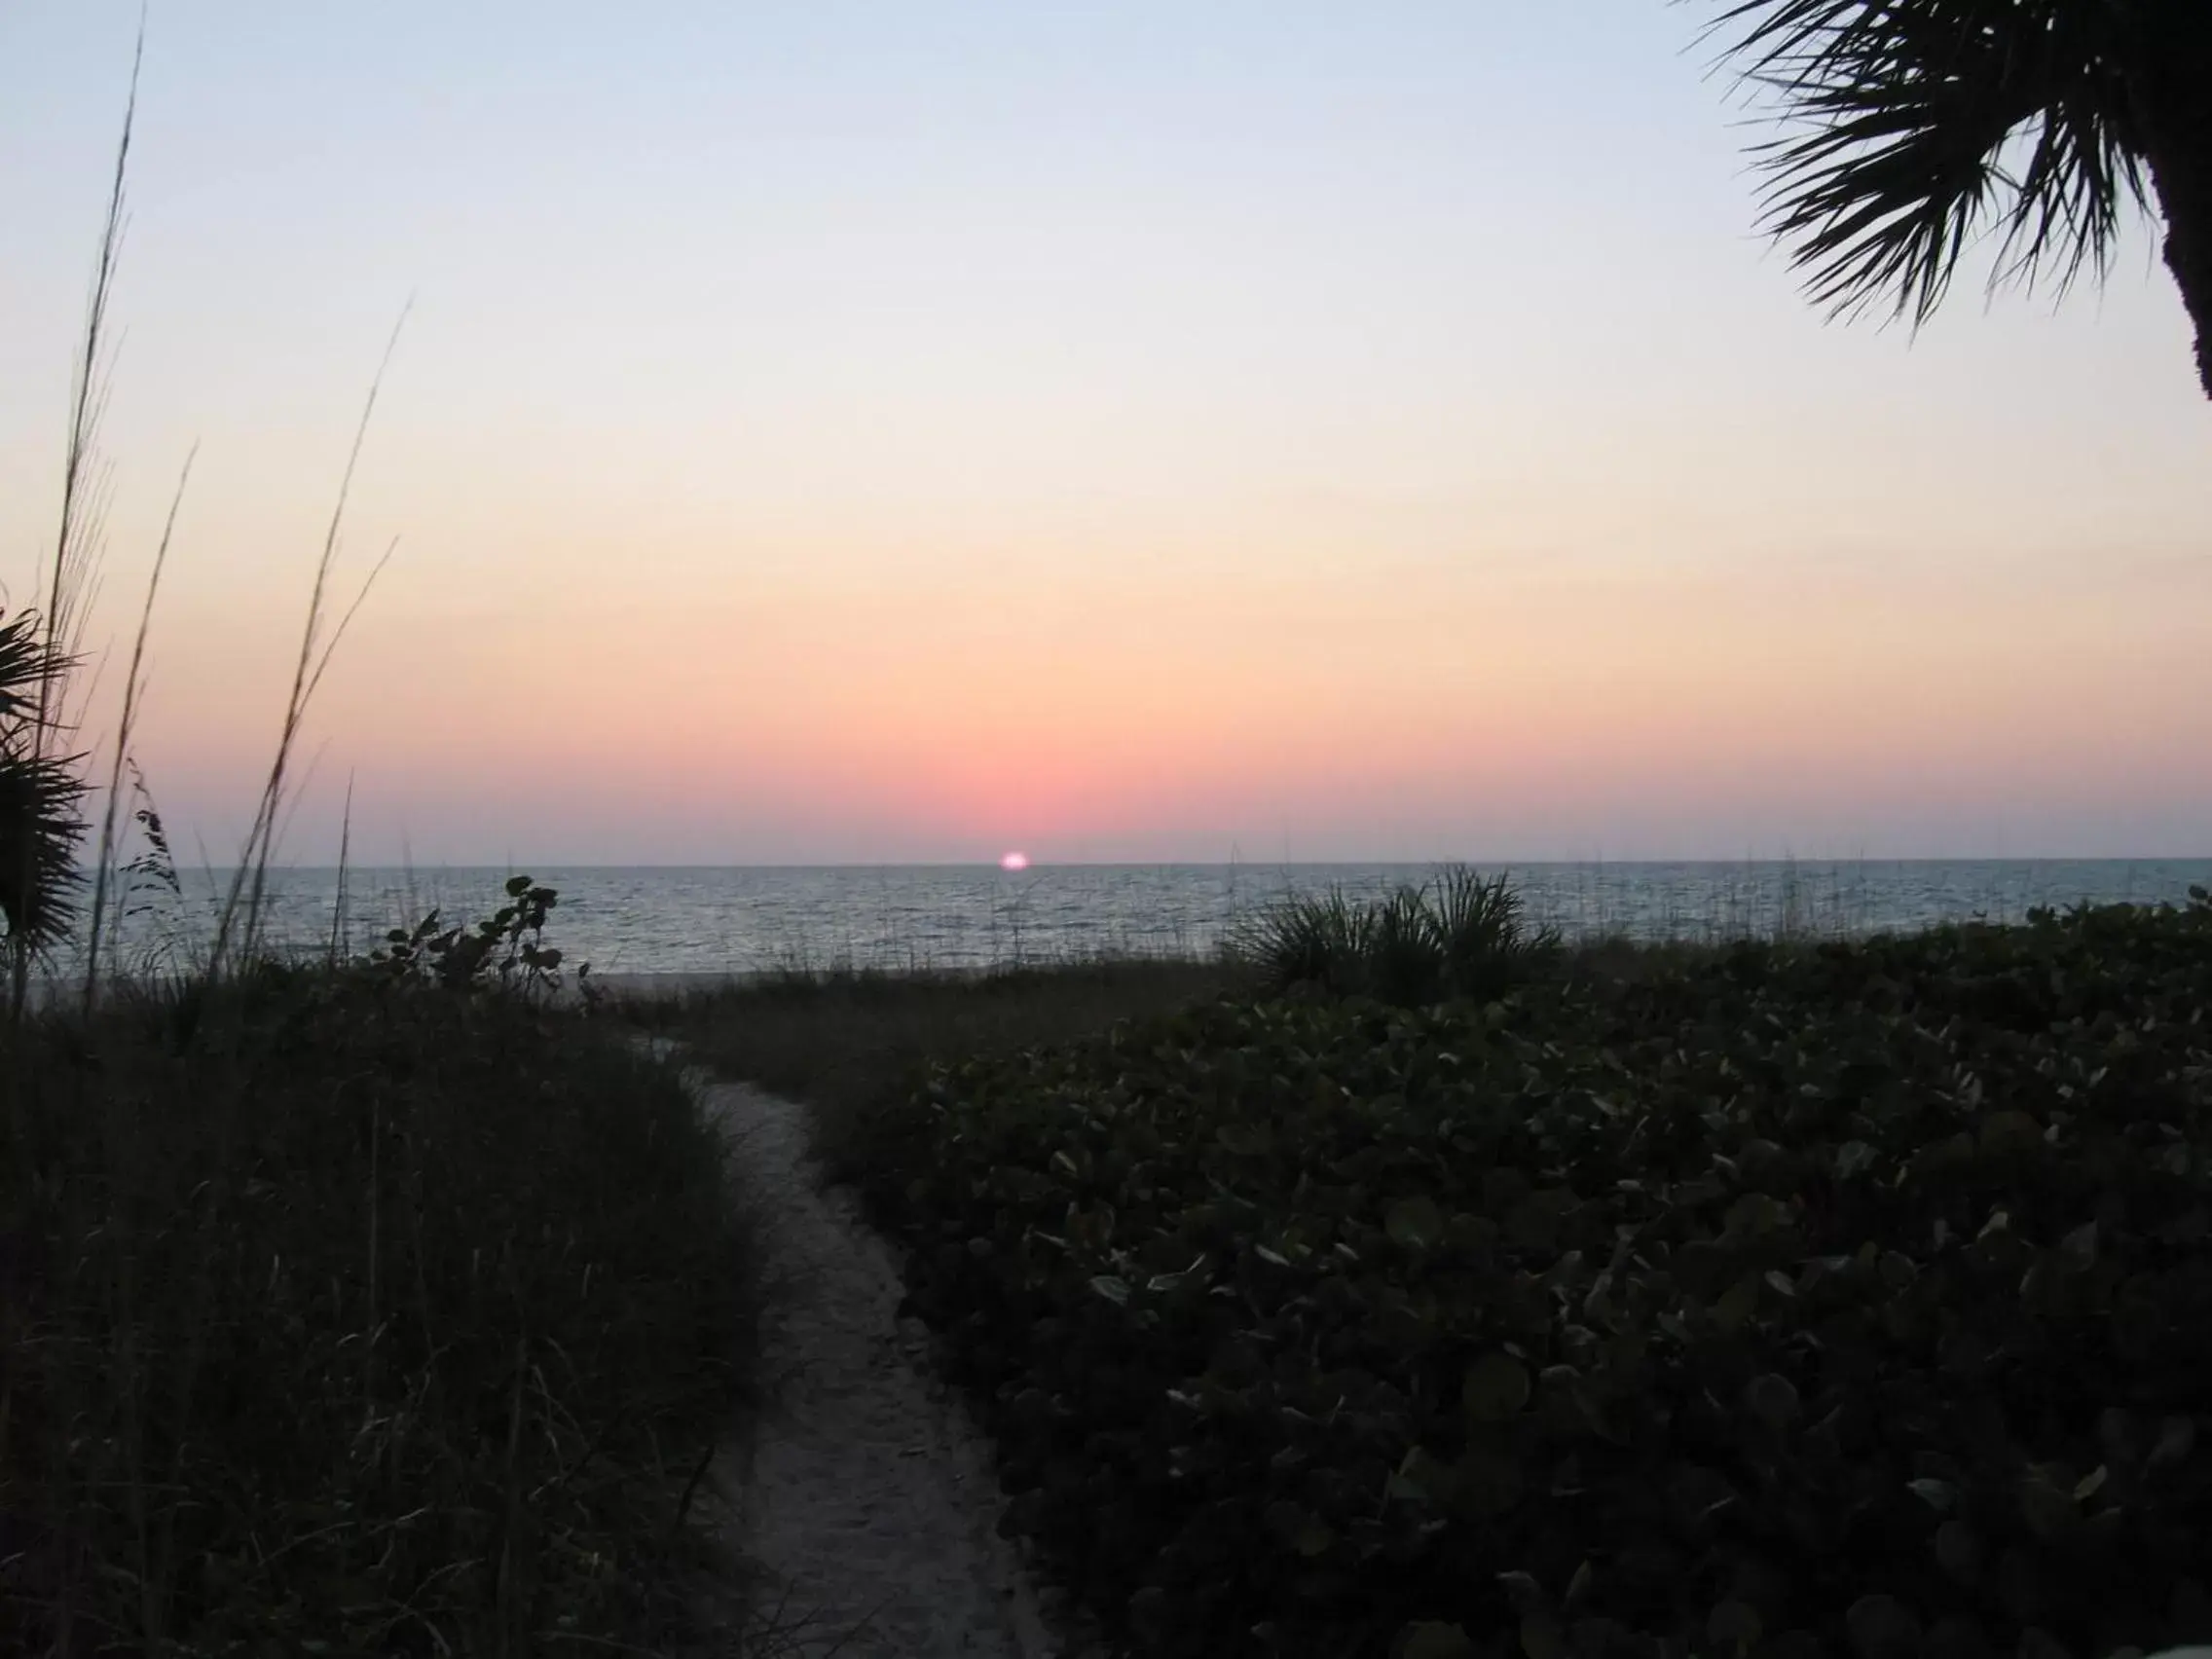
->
left=999, top=852, right=1030, bottom=871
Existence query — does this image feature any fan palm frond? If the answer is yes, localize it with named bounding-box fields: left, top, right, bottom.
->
left=1706, top=0, right=2151, bottom=325
left=0, top=609, right=90, bottom=950
left=0, top=752, right=89, bottom=950
left=0, top=610, right=66, bottom=725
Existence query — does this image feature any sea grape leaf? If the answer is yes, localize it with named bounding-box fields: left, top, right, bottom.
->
left=1713, top=1273, right=1760, bottom=1333
left=1518, top=1612, right=1567, bottom=1659
left=1387, top=1195, right=1444, bottom=1251
left=1845, top=1593, right=1921, bottom=1659
left=1978, top=1110, right=2043, bottom=1154
left=2058, top=1220, right=2099, bottom=1271
left=1455, top=1445, right=1524, bottom=1519
left=1707, top=1600, right=1764, bottom=1653
left=1402, top=1623, right=1477, bottom=1659
left=1391, top=1446, right=1454, bottom=1505
left=1506, top=1190, right=1570, bottom=1248
left=1743, top=1372, right=1801, bottom=1432
left=2151, top=1415, right=2196, bottom=1468
left=1216, top=1123, right=1272, bottom=1157
left=1263, top=1499, right=1336, bottom=1558
left=1463, top=1352, right=1532, bottom=1421
left=1493, top=1571, right=1546, bottom=1615
left=1934, top=1520, right=1983, bottom=1585
left=1906, top=1477, right=1959, bottom=1512
left=1563, top=1559, right=1592, bottom=1607
left=2018, top=1470, right=2077, bottom=1539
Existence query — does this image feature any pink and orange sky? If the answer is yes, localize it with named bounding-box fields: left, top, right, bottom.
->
left=2, top=2, right=2207, bottom=865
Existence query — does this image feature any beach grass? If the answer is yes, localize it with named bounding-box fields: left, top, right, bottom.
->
left=0, top=955, right=760, bottom=1656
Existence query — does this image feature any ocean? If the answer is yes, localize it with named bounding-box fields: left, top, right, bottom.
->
left=77, top=859, right=2212, bottom=978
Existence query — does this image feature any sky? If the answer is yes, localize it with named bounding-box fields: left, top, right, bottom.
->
left=1, top=2, right=2207, bottom=866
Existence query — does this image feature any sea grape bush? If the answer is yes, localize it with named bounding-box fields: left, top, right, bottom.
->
left=365, top=873, right=588, bottom=1000
left=862, top=896, right=2212, bottom=1658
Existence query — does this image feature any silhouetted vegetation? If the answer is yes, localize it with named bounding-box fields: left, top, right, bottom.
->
left=0, top=887, right=759, bottom=1656
left=1704, top=0, right=2212, bottom=399
left=628, top=955, right=1254, bottom=1183
left=0, top=610, right=88, bottom=953
left=3, top=39, right=759, bottom=1655
left=792, top=886, right=2212, bottom=1656
left=1231, top=866, right=1563, bottom=1006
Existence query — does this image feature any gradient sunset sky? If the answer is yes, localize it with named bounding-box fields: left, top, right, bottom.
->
left=2, top=2, right=2207, bottom=866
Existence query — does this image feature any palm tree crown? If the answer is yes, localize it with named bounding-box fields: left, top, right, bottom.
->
left=1706, top=0, right=2212, bottom=399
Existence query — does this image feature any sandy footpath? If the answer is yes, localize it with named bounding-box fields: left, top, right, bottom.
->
left=585, top=972, right=752, bottom=1004
left=683, top=1062, right=1065, bottom=1657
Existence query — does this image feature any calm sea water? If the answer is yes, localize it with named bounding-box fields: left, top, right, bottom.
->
left=76, top=860, right=2212, bottom=977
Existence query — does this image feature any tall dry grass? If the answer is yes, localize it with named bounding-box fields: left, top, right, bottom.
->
left=3, top=28, right=765, bottom=1657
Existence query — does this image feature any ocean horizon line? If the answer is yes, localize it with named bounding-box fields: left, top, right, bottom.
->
left=125, top=854, right=2212, bottom=873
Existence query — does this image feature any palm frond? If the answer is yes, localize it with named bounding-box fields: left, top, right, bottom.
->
left=1369, top=883, right=1444, bottom=1006
left=1429, top=866, right=1562, bottom=1000
left=0, top=611, right=69, bottom=723
left=0, top=609, right=89, bottom=949
left=0, top=748, right=89, bottom=951
left=1706, top=0, right=2150, bottom=324
left=1232, top=868, right=1560, bottom=1007
left=1230, top=889, right=1374, bottom=995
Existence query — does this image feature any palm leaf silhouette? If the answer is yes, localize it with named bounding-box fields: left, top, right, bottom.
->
left=1705, top=0, right=2212, bottom=397
left=0, top=610, right=89, bottom=950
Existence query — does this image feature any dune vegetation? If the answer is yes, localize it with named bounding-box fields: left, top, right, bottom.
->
left=1, top=909, right=759, bottom=1657
left=670, top=874, right=2212, bottom=1658
left=2, top=48, right=759, bottom=1657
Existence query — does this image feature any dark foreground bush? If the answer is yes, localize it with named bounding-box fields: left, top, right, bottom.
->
left=0, top=957, right=755, bottom=1656
left=631, top=955, right=1249, bottom=1182
left=859, top=898, right=2212, bottom=1658
left=1233, top=867, right=1561, bottom=1007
